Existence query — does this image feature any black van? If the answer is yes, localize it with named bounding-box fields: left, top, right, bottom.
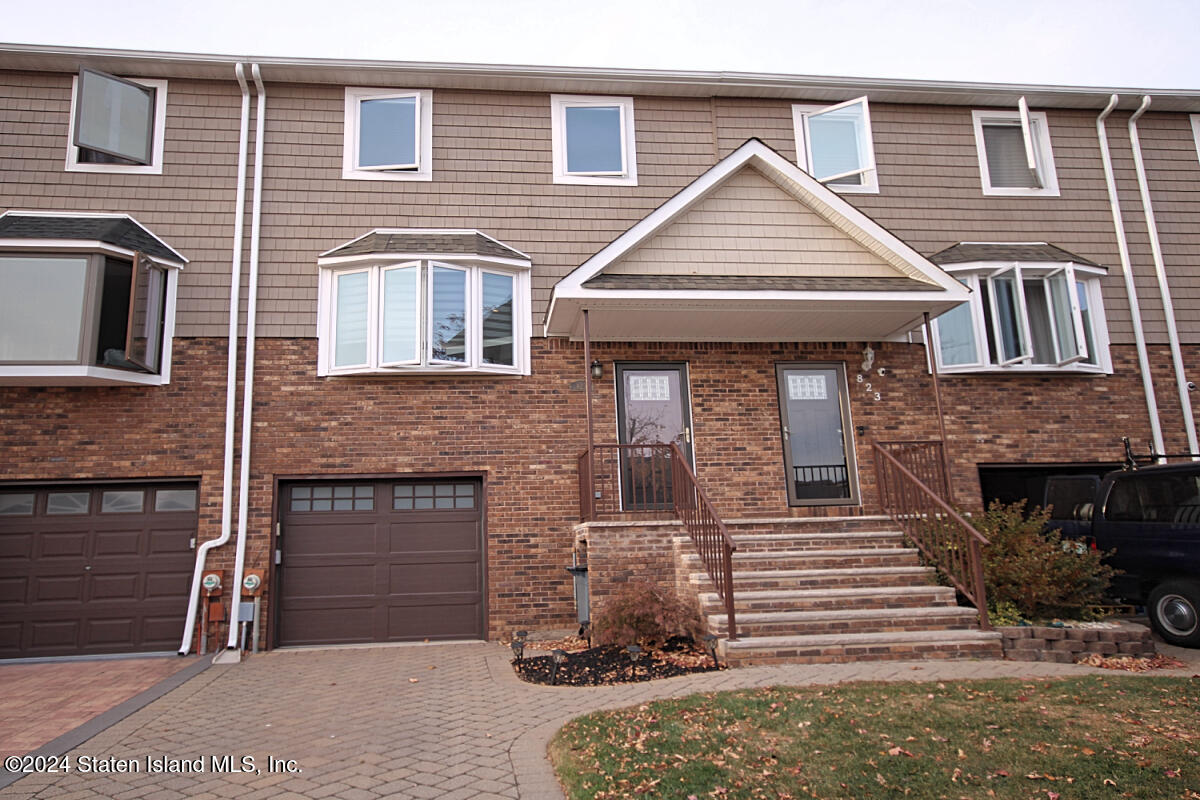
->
left=1046, top=462, right=1200, bottom=648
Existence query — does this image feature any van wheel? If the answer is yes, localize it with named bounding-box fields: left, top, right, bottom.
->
left=1147, top=580, right=1200, bottom=648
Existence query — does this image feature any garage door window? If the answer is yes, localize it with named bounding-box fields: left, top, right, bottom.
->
left=393, top=482, right=475, bottom=510
left=0, top=493, right=34, bottom=515
left=154, top=488, right=197, bottom=512
left=47, top=491, right=91, bottom=515
left=290, top=484, right=374, bottom=512
left=101, top=490, right=144, bottom=513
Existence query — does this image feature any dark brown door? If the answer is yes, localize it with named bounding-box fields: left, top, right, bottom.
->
left=776, top=364, right=860, bottom=506
left=277, top=479, right=484, bottom=647
left=615, top=363, right=693, bottom=511
left=0, top=484, right=198, bottom=659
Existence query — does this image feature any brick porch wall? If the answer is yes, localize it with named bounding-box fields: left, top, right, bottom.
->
left=1, top=337, right=1191, bottom=643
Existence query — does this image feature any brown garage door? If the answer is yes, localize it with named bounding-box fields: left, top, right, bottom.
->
left=277, top=479, right=484, bottom=647
left=0, top=483, right=198, bottom=659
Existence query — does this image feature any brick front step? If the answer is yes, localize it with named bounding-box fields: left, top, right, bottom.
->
left=679, top=548, right=921, bottom=572
left=721, top=531, right=906, bottom=553
left=706, top=606, right=981, bottom=637
left=724, top=516, right=897, bottom=535
left=694, top=566, right=939, bottom=593
left=698, top=584, right=958, bottom=613
left=719, top=630, right=1004, bottom=666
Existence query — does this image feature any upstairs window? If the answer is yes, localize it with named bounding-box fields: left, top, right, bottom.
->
left=931, top=261, right=1108, bottom=374
left=971, top=99, right=1059, bottom=196
left=342, top=88, right=433, bottom=181
left=319, top=260, right=528, bottom=376
left=0, top=253, right=172, bottom=380
left=66, top=69, right=167, bottom=174
left=792, top=97, right=878, bottom=193
left=551, top=95, right=637, bottom=186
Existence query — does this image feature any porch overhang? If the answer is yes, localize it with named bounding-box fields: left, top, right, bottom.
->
left=548, top=289, right=960, bottom=342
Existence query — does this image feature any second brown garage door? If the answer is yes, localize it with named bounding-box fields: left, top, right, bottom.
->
left=276, top=479, right=484, bottom=647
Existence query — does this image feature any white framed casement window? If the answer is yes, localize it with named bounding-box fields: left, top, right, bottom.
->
left=550, top=94, right=637, bottom=186
left=318, top=259, right=530, bottom=376
left=971, top=99, right=1059, bottom=196
left=66, top=70, right=167, bottom=174
left=929, top=261, right=1109, bottom=374
left=1191, top=115, right=1200, bottom=164
left=791, top=97, right=878, bottom=193
left=342, top=87, right=433, bottom=181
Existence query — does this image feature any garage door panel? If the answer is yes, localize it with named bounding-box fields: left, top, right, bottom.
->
left=283, top=564, right=377, bottom=598
left=279, top=478, right=484, bottom=647
left=0, top=482, right=198, bottom=658
left=388, top=522, right=482, bottom=553
left=87, top=618, right=134, bottom=644
left=389, top=562, right=478, bottom=594
left=0, top=577, right=27, bottom=604
left=286, top=523, right=377, bottom=557
left=93, top=530, right=142, bottom=556
left=31, top=621, right=78, bottom=648
left=38, top=532, right=88, bottom=558
left=90, top=573, right=138, bottom=601
left=387, top=603, right=480, bottom=639
left=34, top=575, right=85, bottom=602
left=0, top=533, right=33, bottom=559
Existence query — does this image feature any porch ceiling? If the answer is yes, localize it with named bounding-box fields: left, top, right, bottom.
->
left=550, top=293, right=958, bottom=342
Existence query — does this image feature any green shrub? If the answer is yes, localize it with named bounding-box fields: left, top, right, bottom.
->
left=591, top=581, right=704, bottom=647
left=975, top=500, right=1116, bottom=620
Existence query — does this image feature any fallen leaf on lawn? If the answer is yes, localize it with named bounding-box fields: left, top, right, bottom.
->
left=408, top=678, right=419, bottom=683
left=1165, top=769, right=1181, bottom=778
left=1081, top=747, right=1095, bottom=755
left=887, top=746, right=916, bottom=757
left=1103, top=778, right=1117, bottom=787
left=951, top=767, right=962, bottom=782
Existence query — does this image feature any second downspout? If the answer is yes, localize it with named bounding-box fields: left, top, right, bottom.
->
left=224, top=64, right=267, bottom=655
left=178, top=63, right=252, bottom=655
left=1127, top=95, right=1198, bottom=458
left=1096, top=94, right=1166, bottom=459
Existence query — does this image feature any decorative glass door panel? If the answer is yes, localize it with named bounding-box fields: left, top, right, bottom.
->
left=615, top=363, right=693, bottom=511
left=776, top=364, right=859, bottom=506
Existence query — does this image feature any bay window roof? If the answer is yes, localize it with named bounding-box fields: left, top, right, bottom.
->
left=929, top=242, right=1103, bottom=268
left=0, top=212, right=185, bottom=265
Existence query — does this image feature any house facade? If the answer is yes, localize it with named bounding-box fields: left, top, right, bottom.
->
left=1, top=44, right=1199, bottom=659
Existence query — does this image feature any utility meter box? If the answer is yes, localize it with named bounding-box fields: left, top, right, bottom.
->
left=241, top=569, right=264, bottom=597
left=201, top=571, right=223, bottom=595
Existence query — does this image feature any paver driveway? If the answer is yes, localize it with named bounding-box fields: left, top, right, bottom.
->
left=2, top=640, right=1195, bottom=800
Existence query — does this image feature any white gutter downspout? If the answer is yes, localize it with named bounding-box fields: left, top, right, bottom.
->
left=1097, top=94, right=1166, bottom=460
left=1128, top=95, right=1199, bottom=458
left=179, top=63, right=252, bottom=654
left=224, top=64, right=266, bottom=655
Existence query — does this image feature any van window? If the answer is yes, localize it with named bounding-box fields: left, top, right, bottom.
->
left=1105, top=472, right=1200, bottom=523
left=1044, top=475, right=1099, bottom=521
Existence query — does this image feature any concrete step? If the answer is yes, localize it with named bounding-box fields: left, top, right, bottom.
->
left=679, top=548, right=921, bottom=572
left=693, top=565, right=939, bottom=593
left=724, top=515, right=897, bottom=536
left=706, top=605, right=980, bottom=637
left=697, top=584, right=957, bottom=613
left=719, top=629, right=1004, bottom=666
left=726, top=531, right=906, bottom=553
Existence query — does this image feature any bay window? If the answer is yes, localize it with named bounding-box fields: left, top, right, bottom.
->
left=930, top=261, right=1109, bottom=374
left=319, top=259, right=528, bottom=376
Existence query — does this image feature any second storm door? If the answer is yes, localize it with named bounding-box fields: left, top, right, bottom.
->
left=615, top=363, right=693, bottom=511
left=776, top=363, right=860, bottom=506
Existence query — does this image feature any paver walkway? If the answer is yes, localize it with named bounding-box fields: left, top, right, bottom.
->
left=2, top=641, right=1196, bottom=800
left=0, top=655, right=201, bottom=756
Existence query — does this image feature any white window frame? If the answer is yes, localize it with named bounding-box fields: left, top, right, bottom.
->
left=342, top=87, right=433, bottom=182
left=929, top=260, right=1110, bottom=375
left=971, top=101, right=1060, bottom=197
left=317, top=259, right=530, bottom=377
left=550, top=94, right=638, bottom=186
left=1191, top=115, right=1200, bottom=164
left=378, top=263, right=422, bottom=368
left=791, top=97, right=879, bottom=193
left=65, top=75, right=167, bottom=175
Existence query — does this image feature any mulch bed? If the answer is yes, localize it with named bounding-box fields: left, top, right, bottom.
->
left=512, top=636, right=725, bottom=686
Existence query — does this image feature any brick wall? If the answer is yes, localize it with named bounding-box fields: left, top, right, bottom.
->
left=4, top=336, right=1192, bottom=644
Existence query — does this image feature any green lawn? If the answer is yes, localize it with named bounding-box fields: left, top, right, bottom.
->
left=549, top=676, right=1199, bottom=800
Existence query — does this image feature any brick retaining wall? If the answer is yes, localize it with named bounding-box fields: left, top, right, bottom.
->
left=999, top=623, right=1156, bottom=663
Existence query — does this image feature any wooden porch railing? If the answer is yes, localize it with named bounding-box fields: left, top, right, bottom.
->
left=578, top=443, right=738, bottom=640
left=871, top=440, right=991, bottom=630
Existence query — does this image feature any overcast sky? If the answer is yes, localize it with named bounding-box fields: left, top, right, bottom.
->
left=6, top=0, right=1200, bottom=90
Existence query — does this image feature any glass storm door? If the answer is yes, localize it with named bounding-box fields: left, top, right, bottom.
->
left=615, top=363, right=693, bottom=511
left=776, top=364, right=859, bottom=506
